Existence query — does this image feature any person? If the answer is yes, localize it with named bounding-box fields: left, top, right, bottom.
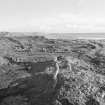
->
left=65, top=57, right=72, bottom=71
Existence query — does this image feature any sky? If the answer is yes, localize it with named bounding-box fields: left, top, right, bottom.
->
left=0, top=0, right=105, bottom=33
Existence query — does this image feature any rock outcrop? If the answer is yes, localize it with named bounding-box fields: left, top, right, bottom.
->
left=0, top=35, right=105, bottom=105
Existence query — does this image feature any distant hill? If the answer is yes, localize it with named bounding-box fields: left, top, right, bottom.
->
left=0, top=32, right=105, bottom=40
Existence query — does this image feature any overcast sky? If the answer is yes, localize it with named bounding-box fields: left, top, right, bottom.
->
left=0, top=0, right=105, bottom=33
